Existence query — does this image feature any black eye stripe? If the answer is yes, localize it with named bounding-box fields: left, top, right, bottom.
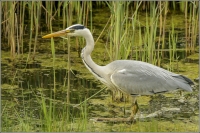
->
left=69, top=25, right=85, bottom=30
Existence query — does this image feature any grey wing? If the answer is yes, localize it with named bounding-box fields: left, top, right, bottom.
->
left=110, top=63, right=193, bottom=95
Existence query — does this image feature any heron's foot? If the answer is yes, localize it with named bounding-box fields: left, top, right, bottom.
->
left=90, top=116, right=136, bottom=123
left=131, top=101, right=139, bottom=116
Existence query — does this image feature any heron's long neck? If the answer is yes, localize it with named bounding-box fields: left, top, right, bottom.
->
left=81, top=32, right=103, bottom=79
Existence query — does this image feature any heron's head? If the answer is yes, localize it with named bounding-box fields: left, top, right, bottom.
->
left=42, top=24, right=89, bottom=39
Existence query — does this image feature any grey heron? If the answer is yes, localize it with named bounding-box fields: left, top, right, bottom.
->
left=42, top=24, right=194, bottom=122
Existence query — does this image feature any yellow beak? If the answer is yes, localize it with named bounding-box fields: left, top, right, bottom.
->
left=42, top=29, right=70, bottom=39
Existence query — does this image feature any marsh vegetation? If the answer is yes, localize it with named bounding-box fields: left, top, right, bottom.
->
left=1, top=1, right=199, bottom=132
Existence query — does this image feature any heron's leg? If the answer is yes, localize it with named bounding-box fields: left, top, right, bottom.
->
left=112, top=90, right=122, bottom=102
left=129, top=97, right=139, bottom=120
left=112, top=90, right=128, bottom=102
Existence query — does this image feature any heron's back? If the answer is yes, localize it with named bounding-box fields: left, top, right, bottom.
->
left=105, top=60, right=193, bottom=95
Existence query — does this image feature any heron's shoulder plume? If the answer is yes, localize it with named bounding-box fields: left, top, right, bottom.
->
left=68, top=24, right=85, bottom=30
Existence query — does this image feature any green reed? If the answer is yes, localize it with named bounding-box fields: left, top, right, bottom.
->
left=168, top=20, right=178, bottom=71
left=23, top=1, right=34, bottom=69
left=76, top=101, right=88, bottom=131
left=45, top=1, right=50, bottom=30
left=162, top=1, right=168, bottom=59
left=28, top=2, right=33, bottom=55
left=33, top=1, right=41, bottom=56
left=184, top=1, right=199, bottom=54
left=146, top=1, right=159, bottom=64
left=133, top=1, right=160, bottom=65
left=157, top=1, right=167, bottom=66
left=40, top=93, right=52, bottom=131
left=179, top=1, right=186, bottom=13
left=19, top=1, right=25, bottom=55
left=4, top=1, right=16, bottom=59
left=105, top=1, right=198, bottom=67
left=190, top=1, right=198, bottom=53
left=106, top=1, right=134, bottom=60
left=1, top=1, right=198, bottom=60
left=185, top=1, right=188, bottom=53
left=67, top=1, right=72, bottom=121
left=50, top=2, right=56, bottom=128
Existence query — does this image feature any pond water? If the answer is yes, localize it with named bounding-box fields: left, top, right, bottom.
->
left=1, top=7, right=199, bottom=132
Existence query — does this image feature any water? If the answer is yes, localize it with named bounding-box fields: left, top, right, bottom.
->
left=1, top=57, right=199, bottom=131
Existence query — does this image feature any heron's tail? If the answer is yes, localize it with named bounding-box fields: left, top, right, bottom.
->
left=173, top=75, right=194, bottom=92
